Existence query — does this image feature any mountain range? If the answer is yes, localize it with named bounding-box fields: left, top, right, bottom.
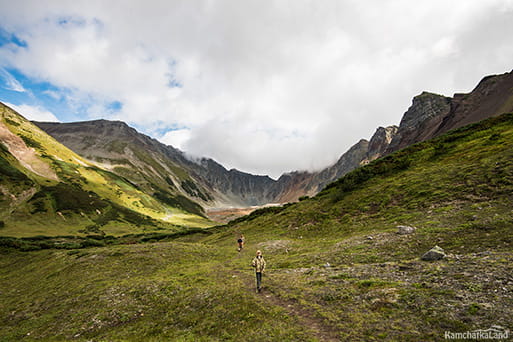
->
left=35, top=70, right=513, bottom=206
left=1, top=70, right=512, bottom=233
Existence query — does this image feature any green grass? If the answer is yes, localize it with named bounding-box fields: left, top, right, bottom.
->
left=0, top=243, right=314, bottom=341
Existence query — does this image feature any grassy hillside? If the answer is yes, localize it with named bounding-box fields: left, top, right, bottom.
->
left=1, top=113, right=512, bottom=341
left=0, top=103, right=213, bottom=237
left=35, top=120, right=214, bottom=214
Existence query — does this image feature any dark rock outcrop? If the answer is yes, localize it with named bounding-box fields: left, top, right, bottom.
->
left=385, top=92, right=452, bottom=154
left=384, top=70, right=513, bottom=156
left=435, top=71, right=513, bottom=136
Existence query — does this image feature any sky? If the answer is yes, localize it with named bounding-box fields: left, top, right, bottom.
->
left=0, top=1, right=512, bottom=179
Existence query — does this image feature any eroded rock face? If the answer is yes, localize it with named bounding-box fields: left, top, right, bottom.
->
left=0, top=113, right=58, bottom=181
left=399, top=92, right=453, bottom=129
left=385, top=71, right=513, bottom=157
left=367, top=126, right=398, bottom=162
left=435, top=71, right=513, bottom=135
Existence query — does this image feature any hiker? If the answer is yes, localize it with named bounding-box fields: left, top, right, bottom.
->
left=251, top=250, right=266, bottom=292
left=237, top=234, right=245, bottom=252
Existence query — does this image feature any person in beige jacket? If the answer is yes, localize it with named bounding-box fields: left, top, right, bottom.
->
left=251, top=250, right=266, bottom=293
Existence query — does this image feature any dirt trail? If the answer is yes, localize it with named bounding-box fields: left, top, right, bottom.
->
left=227, top=256, right=340, bottom=342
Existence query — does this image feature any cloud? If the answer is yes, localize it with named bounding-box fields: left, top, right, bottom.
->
left=4, top=102, right=59, bottom=122
left=0, top=67, right=25, bottom=92
left=160, top=128, right=191, bottom=150
left=0, top=0, right=512, bottom=178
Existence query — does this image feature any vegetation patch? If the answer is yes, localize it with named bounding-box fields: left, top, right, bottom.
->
left=153, top=191, right=205, bottom=217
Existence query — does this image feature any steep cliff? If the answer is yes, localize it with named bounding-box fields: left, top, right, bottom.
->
left=366, top=126, right=398, bottom=162
left=384, top=70, right=513, bottom=156
left=385, top=92, right=452, bottom=154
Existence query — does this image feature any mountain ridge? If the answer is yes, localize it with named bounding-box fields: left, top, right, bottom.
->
left=32, top=70, right=513, bottom=211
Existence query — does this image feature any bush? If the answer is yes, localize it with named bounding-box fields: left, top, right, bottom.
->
left=154, top=191, right=205, bottom=217
left=81, top=239, right=106, bottom=247
left=20, top=135, right=42, bottom=149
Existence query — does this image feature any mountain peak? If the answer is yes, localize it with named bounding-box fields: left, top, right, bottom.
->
left=399, top=92, right=452, bottom=129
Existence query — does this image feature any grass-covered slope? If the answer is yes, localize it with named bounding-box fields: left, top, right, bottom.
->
left=35, top=120, right=214, bottom=215
left=0, top=114, right=512, bottom=341
left=0, top=103, right=213, bottom=237
left=203, top=113, right=513, bottom=340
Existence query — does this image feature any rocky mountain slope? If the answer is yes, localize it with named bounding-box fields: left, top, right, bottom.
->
left=35, top=120, right=279, bottom=208
left=274, top=69, right=513, bottom=202
left=35, top=119, right=219, bottom=207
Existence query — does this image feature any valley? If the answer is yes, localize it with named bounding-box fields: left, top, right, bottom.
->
left=1, top=110, right=512, bottom=340
left=0, top=71, right=512, bottom=341
left=1, top=1, right=513, bottom=340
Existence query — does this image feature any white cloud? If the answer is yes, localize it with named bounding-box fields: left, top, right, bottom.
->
left=0, top=67, right=25, bottom=92
left=4, top=102, right=59, bottom=122
left=160, top=128, right=191, bottom=150
left=0, top=0, right=512, bottom=177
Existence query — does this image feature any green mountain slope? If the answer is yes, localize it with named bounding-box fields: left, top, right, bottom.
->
left=34, top=120, right=215, bottom=213
left=1, top=113, right=511, bottom=341
left=0, top=103, right=213, bottom=237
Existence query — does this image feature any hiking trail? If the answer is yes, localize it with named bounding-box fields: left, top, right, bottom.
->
left=226, top=255, right=340, bottom=342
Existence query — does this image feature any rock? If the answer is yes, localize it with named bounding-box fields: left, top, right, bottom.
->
left=397, top=225, right=416, bottom=234
left=421, top=245, right=446, bottom=261
left=385, top=92, right=452, bottom=154
left=367, top=126, right=398, bottom=161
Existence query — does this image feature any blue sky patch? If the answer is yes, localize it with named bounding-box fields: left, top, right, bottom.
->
left=107, top=100, right=123, bottom=112
left=0, top=67, right=128, bottom=123
left=0, top=27, right=27, bottom=48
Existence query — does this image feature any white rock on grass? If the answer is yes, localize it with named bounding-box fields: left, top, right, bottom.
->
left=421, top=245, right=446, bottom=261
left=397, top=225, right=416, bottom=235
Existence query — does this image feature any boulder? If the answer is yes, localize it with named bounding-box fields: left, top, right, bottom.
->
left=397, top=225, right=416, bottom=235
left=421, top=245, right=446, bottom=261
